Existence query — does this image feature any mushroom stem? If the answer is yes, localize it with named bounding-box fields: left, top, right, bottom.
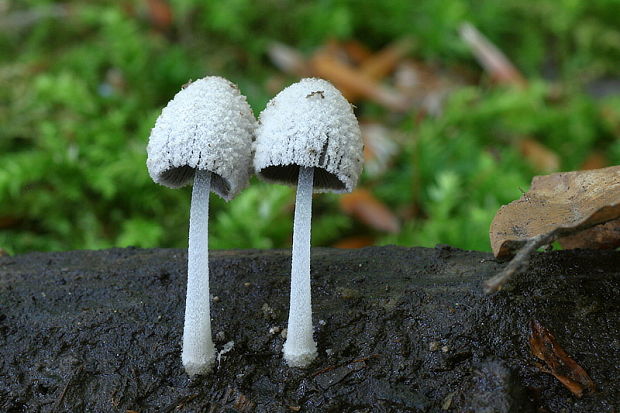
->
left=182, top=169, right=215, bottom=375
left=283, top=166, right=318, bottom=367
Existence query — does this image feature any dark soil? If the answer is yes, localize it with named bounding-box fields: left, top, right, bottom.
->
left=0, top=246, right=618, bottom=412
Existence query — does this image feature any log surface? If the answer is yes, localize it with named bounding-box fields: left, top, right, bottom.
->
left=0, top=246, right=618, bottom=412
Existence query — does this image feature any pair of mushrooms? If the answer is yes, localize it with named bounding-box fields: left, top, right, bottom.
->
left=146, top=76, right=363, bottom=375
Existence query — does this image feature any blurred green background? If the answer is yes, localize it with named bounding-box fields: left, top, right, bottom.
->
left=1, top=0, right=619, bottom=255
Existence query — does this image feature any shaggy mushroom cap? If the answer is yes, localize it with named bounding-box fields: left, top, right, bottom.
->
left=254, top=78, right=363, bottom=193
left=147, top=76, right=256, bottom=200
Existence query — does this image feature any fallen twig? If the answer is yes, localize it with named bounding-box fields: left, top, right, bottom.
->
left=484, top=233, right=551, bottom=293
left=487, top=166, right=620, bottom=292
left=267, top=42, right=311, bottom=77
left=459, top=22, right=526, bottom=87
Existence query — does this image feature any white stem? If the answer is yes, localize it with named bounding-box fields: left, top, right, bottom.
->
left=283, top=166, right=317, bottom=367
left=182, top=169, right=215, bottom=375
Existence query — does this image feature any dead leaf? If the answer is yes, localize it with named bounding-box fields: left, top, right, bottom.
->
left=310, top=48, right=410, bottom=111
left=337, top=38, right=414, bottom=103
left=580, top=151, right=608, bottom=170
left=340, top=189, right=400, bottom=233
left=490, top=166, right=620, bottom=258
left=529, top=320, right=595, bottom=398
left=518, top=138, right=560, bottom=173
left=333, top=236, right=375, bottom=249
left=267, top=40, right=417, bottom=112
left=359, top=37, right=415, bottom=81
left=459, top=22, right=526, bottom=87
left=145, top=0, right=172, bottom=31
left=485, top=166, right=620, bottom=292
left=0, top=216, right=19, bottom=229
left=342, top=40, right=372, bottom=64
left=558, top=219, right=620, bottom=250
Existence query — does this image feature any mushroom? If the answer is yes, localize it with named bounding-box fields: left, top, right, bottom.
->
left=146, top=76, right=256, bottom=375
left=254, top=78, right=363, bottom=367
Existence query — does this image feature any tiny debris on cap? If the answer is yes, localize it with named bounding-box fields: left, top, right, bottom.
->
left=254, top=78, right=364, bottom=193
left=146, top=76, right=256, bottom=201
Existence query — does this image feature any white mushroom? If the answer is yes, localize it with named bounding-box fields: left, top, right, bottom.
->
left=147, top=76, right=256, bottom=375
left=254, top=78, right=363, bottom=367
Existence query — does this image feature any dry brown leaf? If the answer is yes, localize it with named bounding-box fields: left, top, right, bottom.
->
left=459, top=22, right=526, bottom=87
left=310, top=48, right=410, bottom=111
left=518, top=139, right=560, bottom=173
left=146, top=0, right=173, bottom=30
left=327, top=39, right=413, bottom=99
left=490, top=166, right=620, bottom=259
left=340, top=189, right=400, bottom=233
left=359, top=37, right=415, bottom=80
left=267, top=40, right=414, bottom=111
left=0, top=216, right=19, bottom=229
left=580, top=151, right=608, bottom=170
left=529, top=320, right=595, bottom=398
left=333, top=236, right=375, bottom=249
left=558, top=219, right=620, bottom=250
left=342, top=40, right=373, bottom=64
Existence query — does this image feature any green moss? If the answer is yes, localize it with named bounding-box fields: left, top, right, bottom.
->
left=1, top=1, right=619, bottom=253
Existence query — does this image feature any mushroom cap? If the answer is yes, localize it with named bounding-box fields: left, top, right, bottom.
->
left=146, top=76, right=256, bottom=201
left=254, top=78, right=363, bottom=193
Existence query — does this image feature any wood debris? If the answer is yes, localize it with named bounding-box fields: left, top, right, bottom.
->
left=341, top=40, right=372, bottom=64
left=529, top=320, right=595, bottom=398
left=145, top=0, right=173, bottom=31
left=310, top=48, right=410, bottom=111
left=518, top=138, right=560, bottom=173
left=333, top=236, right=375, bottom=249
left=359, top=38, right=415, bottom=80
left=340, top=189, right=400, bottom=233
left=267, top=38, right=456, bottom=113
left=580, top=151, right=608, bottom=171
left=459, top=22, right=526, bottom=87
left=266, top=42, right=311, bottom=77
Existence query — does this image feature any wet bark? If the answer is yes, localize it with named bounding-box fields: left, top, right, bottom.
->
left=0, top=246, right=618, bottom=412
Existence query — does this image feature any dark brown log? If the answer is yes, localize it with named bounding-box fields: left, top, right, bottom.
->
left=0, top=246, right=618, bottom=412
